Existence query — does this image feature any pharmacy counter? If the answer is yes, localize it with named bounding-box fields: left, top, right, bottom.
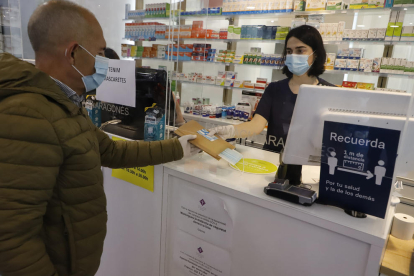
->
left=161, top=145, right=395, bottom=276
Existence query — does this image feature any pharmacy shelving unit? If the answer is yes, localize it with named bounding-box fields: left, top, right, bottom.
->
left=0, top=0, right=23, bottom=58
left=123, top=4, right=414, bottom=132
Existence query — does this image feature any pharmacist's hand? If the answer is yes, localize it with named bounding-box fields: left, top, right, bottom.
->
left=178, top=135, right=200, bottom=158
left=208, top=125, right=235, bottom=140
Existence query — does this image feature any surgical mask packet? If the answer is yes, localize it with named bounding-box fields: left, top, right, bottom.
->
left=219, top=148, right=243, bottom=166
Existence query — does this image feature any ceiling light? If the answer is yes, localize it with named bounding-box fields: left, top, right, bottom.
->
left=271, top=20, right=274, bottom=22
left=378, top=16, right=381, bottom=18
left=404, top=8, right=408, bottom=10
left=357, top=25, right=365, bottom=27
left=246, top=6, right=255, bottom=9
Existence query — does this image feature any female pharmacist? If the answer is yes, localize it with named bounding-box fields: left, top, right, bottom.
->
left=209, top=25, right=335, bottom=154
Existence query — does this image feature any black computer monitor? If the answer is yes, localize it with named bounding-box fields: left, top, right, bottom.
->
left=101, top=68, right=176, bottom=140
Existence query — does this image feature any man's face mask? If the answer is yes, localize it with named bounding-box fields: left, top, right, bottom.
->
left=68, top=45, right=109, bottom=92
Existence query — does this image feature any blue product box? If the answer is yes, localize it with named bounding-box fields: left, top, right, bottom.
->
left=257, top=25, right=264, bottom=39
left=385, top=0, right=394, bottom=7
left=264, top=26, right=273, bottom=39
left=250, top=25, right=257, bottom=39
left=241, top=25, right=247, bottom=39
left=85, top=97, right=101, bottom=127
left=247, top=25, right=254, bottom=39
left=271, top=26, right=278, bottom=39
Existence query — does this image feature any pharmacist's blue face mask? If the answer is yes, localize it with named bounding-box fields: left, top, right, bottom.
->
left=68, top=45, right=109, bottom=92
left=285, top=52, right=315, bottom=76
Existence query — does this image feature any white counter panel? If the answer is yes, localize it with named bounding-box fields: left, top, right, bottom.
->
left=163, top=145, right=395, bottom=247
left=164, top=176, right=373, bottom=276
left=96, top=132, right=164, bottom=276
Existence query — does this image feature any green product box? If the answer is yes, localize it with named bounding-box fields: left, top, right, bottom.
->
left=137, top=46, right=144, bottom=51
left=256, top=53, right=262, bottom=65
left=385, top=22, right=395, bottom=40
left=136, top=51, right=143, bottom=57
left=326, top=1, right=343, bottom=10
left=276, top=32, right=288, bottom=40
left=277, top=27, right=291, bottom=33
left=166, top=3, right=170, bottom=18
left=392, top=22, right=404, bottom=39
left=296, top=1, right=306, bottom=11
left=248, top=53, right=256, bottom=65
left=171, top=80, right=176, bottom=92
left=233, top=27, right=241, bottom=39
left=275, top=27, right=290, bottom=41
left=243, top=54, right=250, bottom=64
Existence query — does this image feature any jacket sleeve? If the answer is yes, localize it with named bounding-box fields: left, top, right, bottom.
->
left=95, top=127, right=184, bottom=169
left=0, top=107, right=63, bottom=276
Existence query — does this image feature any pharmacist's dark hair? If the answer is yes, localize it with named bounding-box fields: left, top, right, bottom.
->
left=105, top=48, right=120, bottom=59
left=282, top=25, right=326, bottom=78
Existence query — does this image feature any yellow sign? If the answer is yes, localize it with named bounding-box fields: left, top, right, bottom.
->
left=111, top=137, right=154, bottom=192
left=230, top=158, right=278, bottom=175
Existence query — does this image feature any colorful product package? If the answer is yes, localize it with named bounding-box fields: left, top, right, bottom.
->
left=294, top=0, right=306, bottom=10
left=342, top=81, right=358, bottom=89
left=372, top=57, right=382, bottom=72
left=305, top=0, right=327, bottom=11
left=346, top=59, right=360, bottom=71
left=325, top=53, right=336, bottom=70
left=349, top=48, right=363, bottom=59
left=368, top=29, right=377, bottom=40
left=357, top=82, right=375, bottom=90
left=334, top=59, right=347, bottom=70
left=336, top=48, right=349, bottom=59
left=326, top=0, right=344, bottom=9
left=358, top=58, right=373, bottom=72
left=380, top=57, right=389, bottom=73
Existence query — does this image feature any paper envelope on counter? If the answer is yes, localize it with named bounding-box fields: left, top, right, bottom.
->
left=174, top=120, right=236, bottom=160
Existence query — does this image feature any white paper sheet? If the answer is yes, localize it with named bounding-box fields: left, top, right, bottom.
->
left=174, top=230, right=231, bottom=276
left=176, top=185, right=233, bottom=250
left=96, top=59, right=136, bottom=107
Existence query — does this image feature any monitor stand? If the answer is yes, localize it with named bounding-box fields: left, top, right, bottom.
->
left=276, top=163, right=302, bottom=186
left=276, top=155, right=367, bottom=218
left=344, top=210, right=367, bottom=218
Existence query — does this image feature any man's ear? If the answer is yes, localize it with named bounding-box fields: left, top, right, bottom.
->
left=65, top=42, right=80, bottom=65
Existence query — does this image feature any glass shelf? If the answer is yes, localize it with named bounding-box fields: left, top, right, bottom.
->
left=124, top=6, right=414, bottom=22
left=176, top=80, right=264, bottom=93
left=128, top=57, right=414, bottom=79
left=122, top=38, right=414, bottom=46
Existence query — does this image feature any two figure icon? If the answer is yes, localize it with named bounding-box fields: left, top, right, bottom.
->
left=327, top=151, right=386, bottom=185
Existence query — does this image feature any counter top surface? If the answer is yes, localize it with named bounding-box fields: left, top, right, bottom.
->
left=164, top=145, right=395, bottom=246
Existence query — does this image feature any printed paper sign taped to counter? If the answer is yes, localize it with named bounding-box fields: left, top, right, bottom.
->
left=111, top=136, right=154, bottom=192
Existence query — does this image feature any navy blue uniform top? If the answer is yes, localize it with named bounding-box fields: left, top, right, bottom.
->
left=255, top=78, right=335, bottom=153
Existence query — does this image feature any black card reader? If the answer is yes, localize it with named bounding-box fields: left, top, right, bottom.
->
left=264, top=180, right=317, bottom=206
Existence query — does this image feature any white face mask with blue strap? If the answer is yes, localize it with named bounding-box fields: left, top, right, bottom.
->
left=285, top=51, right=315, bottom=76
left=67, top=45, right=109, bottom=92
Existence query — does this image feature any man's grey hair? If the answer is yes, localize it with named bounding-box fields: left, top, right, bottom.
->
left=28, top=0, right=96, bottom=54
